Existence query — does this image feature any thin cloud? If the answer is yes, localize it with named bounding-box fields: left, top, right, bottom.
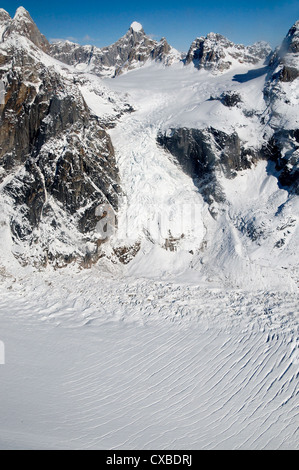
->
left=83, top=34, right=93, bottom=42
left=147, top=33, right=158, bottom=40
left=50, top=36, right=78, bottom=44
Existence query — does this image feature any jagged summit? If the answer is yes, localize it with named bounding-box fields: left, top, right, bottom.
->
left=0, top=8, right=10, bottom=20
left=1, top=5, right=50, bottom=52
left=0, top=8, right=11, bottom=41
left=280, top=19, right=299, bottom=56
left=185, top=31, right=271, bottom=72
left=0, top=7, right=275, bottom=77
left=268, top=19, right=299, bottom=81
left=50, top=20, right=180, bottom=77
left=0, top=6, right=40, bottom=24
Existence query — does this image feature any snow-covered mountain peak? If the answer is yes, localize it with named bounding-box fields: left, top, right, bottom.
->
left=2, top=5, right=50, bottom=52
left=0, top=8, right=11, bottom=41
left=185, top=32, right=271, bottom=73
left=130, top=21, right=143, bottom=33
left=13, top=6, right=32, bottom=21
left=283, top=19, right=299, bottom=54
left=206, top=31, right=226, bottom=41
left=269, top=19, right=299, bottom=80
left=0, top=8, right=10, bottom=21
left=122, top=22, right=147, bottom=42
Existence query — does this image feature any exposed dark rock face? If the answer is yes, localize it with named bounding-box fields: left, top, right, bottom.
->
left=0, top=59, right=87, bottom=169
left=158, top=124, right=299, bottom=205
left=185, top=33, right=271, bottom=73
left=220, top=91, right=242, bottom=107
left=0, top=12, right=121, bottom=266
left=50, top=24, right=180, bottom=77
left=262, top=21, right=299, bottom=194
left=209, top=91, right=242, bottom=107
left=150, top=37, right=171, bottom=60
left=157, top=127, right=261, bottom=205
left=49, top=41, right=94, bottom=68
left=279, top=65, right=299, bottom=82
left=262, top=130, right=299, bottom=194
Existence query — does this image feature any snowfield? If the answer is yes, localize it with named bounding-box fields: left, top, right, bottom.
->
left=0, top=268, right=298, bottom=450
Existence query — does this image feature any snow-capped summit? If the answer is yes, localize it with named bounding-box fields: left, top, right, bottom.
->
left=283, top=19, right=299, bottom=54
left=185, top=32, right=271, bottom=72
left=14, top=6, right=32, bottom=20
left=130, top=21, right=143, bottom=32
left=0, top=8, right=11, bottom=41
left=1, top=6, right=50, bottom=52
left=0, top=8, right=10, bottom=21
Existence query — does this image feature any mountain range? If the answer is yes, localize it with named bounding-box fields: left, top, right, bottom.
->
left=0, top=6, right=298, bottom=289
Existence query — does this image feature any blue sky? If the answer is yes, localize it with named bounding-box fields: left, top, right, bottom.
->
left=2, top=1, right=299, bottom=51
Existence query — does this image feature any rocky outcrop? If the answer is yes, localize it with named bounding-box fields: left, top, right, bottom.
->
left=209, top=91, right=242, bottom=107
left=262, top=130, right=299, bottom=194
left=0, top=56, right=85, bottom=169
left=278, top=65, right=299, bottom=82
left=157, top=127, right=262, bottom=206
left=268, top=21, right=299, bottom=79
left=262, top=21, right=299, bottom=194
left=158, top=122, right=299, bottom=206
left=280, top=20, right=299, bottom=55
left=185, top=33, right=271, bottom=73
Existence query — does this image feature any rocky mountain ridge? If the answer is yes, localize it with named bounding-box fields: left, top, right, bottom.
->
left=0, top=6, right=298, bottom=281
left=185, top=32, right=272, bottom=72
left=50, top=21, right=181, bottom=77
